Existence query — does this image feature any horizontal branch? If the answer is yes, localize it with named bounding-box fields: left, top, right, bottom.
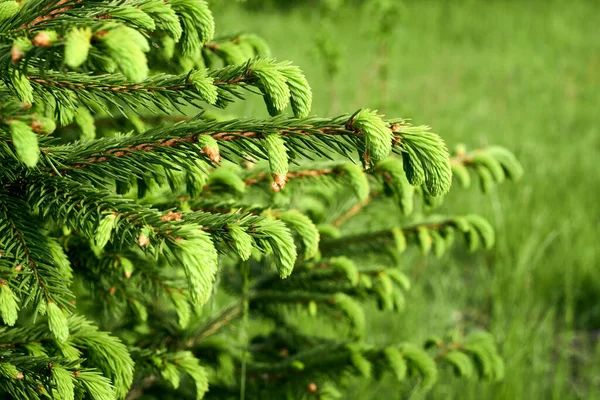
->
left=41, top=114, right=377, bottom=175
left=320, top=219, right=455, bottom=252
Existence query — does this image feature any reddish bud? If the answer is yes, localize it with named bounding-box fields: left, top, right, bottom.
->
left=271, top=173, right=287, bottom=192
left=138, top=234, right=150, bottom=247
left=32, top=32, right=52, bottom=47
left=201, top=146, right=221, bottom=163
left=11, top=46, right=24, bottom=64
left=160, top=211, right=182, bottom=222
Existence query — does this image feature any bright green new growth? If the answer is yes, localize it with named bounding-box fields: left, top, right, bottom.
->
left=140, top=1, right=182, bottom=41
left=0, top=1, right=523, bottom=399
left=279, top=63, right=313, bottom=118
left=444, top=351, right=475, bottom=378
left=0, top=283, right=19, bottom=326
left=171, top=230, right=219, bottom=305
left=257, top=220, right=297, bottom=277
left=172, top=0, right=215, bottom=55
left=53, top=365, right=76, bottom=400
left=400, top=343, right=438, bottom=390
left=253, top=59, right=292, bottom=113
left=399, top=126, right=453, bottom=196
left=391, top=227, right=407, bottom=253
left=176, top=352, right=210, bottom=399
left=11, top=71, right=33, bottom=105
left=111, top=5, right=156, bottom=31
left=95, top=214, right=118, bottom=249
left=65, top=27, right=92, bottom=68
left=0, top=1, right=18, bottom=22
left=189, top=70, right=218, bottom=105
left=384, top=347, right=408, bottom=381
left=278, top=210, right=320, bottom=259
left=377, top=158, right=415, bottom=215
left=334, top=293, right=365, bottom=335
left=76, top=371, right=114, bottom=400
left=336, top=162, right=370, bottom=201
left=74, top=106, right=96, bottom=140
left=264, top=133, right=289, bottom=180
left=47, top=301, right=69, bottom=343
left=161, top=362, right=181, bottom=389
left=228, top=224, right=253, bottom=261
left=0, top=363, right=19, bottom=380
left=350, top=108, right=394, bottom=167
left=100, top=27, right=149, bottom=82
left=8, top=120, right=39, bottom=167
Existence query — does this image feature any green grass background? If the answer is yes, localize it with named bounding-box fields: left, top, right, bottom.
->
left=213, top=1, right=600, bottom=398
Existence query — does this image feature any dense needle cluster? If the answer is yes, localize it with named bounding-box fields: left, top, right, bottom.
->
left=0, top=1, right=522, bottom=399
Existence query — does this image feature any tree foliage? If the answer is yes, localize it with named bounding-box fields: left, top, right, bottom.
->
left=0, top=1, right=521, bottom=399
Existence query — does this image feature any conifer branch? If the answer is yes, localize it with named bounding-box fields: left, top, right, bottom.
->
left=192, top=301, right=243, bottom=343
left=321, top=214, right=494, bottom=256
left=20, top=0, right=81, bottom=30
left=40, top=114, right=448, bottom=198
left=332, top=197, right=373, bottom=227
left=0, top=191, right=73, bottom=308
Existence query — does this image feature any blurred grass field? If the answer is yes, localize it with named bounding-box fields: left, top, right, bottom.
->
left=213, top=1, right=600, bottom=398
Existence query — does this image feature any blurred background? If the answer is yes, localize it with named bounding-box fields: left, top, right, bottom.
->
left=210, top=0, right=600, bottom=398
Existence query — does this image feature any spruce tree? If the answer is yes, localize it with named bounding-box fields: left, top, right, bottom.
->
left=0, top=1, right=523, bottom=399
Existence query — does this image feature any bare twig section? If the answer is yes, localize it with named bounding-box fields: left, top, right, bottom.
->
left=332, top=196, right=373, bottom=228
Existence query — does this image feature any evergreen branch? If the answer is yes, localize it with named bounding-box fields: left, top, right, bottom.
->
left=331, top=197, right=373, bottom=227
left=0, top=190, right=73, bottom=308
left=450, top=145, right=524, bottom=192
left=31, top=115, right=363, bottom=193
left=242, top=168, right=335, bottom=186
left=19, top=0, right=82, bottom=31
left=25, top=173, right=300, bottom=302
left=25, top=69, right=236, bottom=113
left=191, top=301, right=243, bottom=343
left=0, top=313, right=132, bottom=399
left=4, top=58, right=311, bottom=118
left=37, top=113, right=453, bottom=197
left=252, top=291, right=364, bottom=336
left=243, top=341, right=441, bottom=391
left=25, top=174, right=224, bottom=305
left=203, top=33, right=271, bottom=65
left=65, top=239, right=189, bottom=321
left=182, top=290, right=361, bottom=351
left=68, top=315, right=135, bottom=398
left=26, top=174, right=185, bottom=247
left=26, top=172, right=291, bottom=259
left=39, top=113, right=433, bottom=190
left=322, top=214, right=495, bottom=258
left=247, top=342, right=351, bottom=374
left=322, top=221, right=451, bottom=250
left=0, top=0, right=81, bottom=34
